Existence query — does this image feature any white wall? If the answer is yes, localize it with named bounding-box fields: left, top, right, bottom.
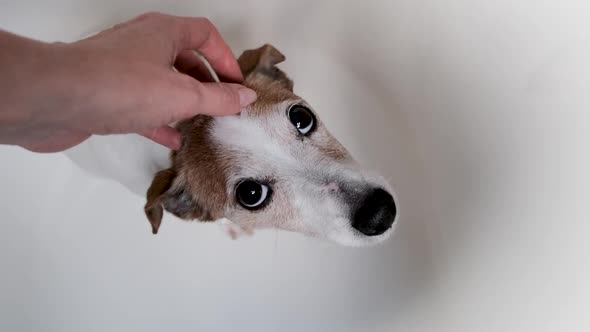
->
left=1, top=1, right=589, bottom=331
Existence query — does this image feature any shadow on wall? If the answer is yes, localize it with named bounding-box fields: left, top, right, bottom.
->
left=285, top=46, right=437, bottom=327
left=334, top=65, right=436, bottom=328
left=210, top=2, right=440, bottom=326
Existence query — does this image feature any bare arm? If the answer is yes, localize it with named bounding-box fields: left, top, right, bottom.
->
left=0, top=12, right=256, bottom=152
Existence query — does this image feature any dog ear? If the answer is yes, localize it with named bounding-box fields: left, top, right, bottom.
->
left=145, top=168, right=176, bottom=234
left=238, top=44, right=293, bottom=91
left=144, top=168, right=214, bottom=234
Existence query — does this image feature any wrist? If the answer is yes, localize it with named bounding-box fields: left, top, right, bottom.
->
left=0, top=31, right=81, bottom=146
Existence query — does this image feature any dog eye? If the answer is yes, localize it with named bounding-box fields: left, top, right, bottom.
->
left=236, top=180, right=271, bottom=210
left=288, top=105, right=316, bottom=135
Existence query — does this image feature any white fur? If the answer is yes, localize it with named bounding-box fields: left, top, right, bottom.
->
left=211, top=101, right=395, bottom=246
left=65, top=134, right=170, bottom=196
left=64, top=96, right=396, bottom=246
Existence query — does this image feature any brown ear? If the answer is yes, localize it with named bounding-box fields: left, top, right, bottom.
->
left=145, top=167, right=217, bottom=234
left=144, top=168, right=176, bottom=234
left=238, top=44, right=293, bottom=91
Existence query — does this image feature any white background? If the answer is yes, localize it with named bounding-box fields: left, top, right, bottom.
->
left=1, top=1, right=589, bottom=331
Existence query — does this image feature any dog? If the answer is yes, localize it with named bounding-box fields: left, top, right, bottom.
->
left=65, top=44, right=397, bottom=246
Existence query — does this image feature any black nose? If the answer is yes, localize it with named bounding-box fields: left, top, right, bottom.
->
left=352, top=188, right=397, bottom=236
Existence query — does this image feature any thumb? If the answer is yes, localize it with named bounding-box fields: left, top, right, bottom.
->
left=139, top=125, right=182, bottom=150
left=174, top=79, right=257, bottom=120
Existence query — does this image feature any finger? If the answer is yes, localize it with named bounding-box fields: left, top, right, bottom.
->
left=140, top=125, right=182, bottom=150
left=175, top=50, right=217, bottom=82
left=21, top=130, right=90, bottom=153
left=171, top=16, right=243, bottom=83
left=171, top=76, right=257, bottom=120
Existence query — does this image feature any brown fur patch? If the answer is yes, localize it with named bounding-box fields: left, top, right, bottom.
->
left=238, top=44, right=293, bottom=91
left=144, top=116, right=229, bottom=233
left=173, top=116, right=229, bottom=219
left=313, top=135, right=350, bottom=161
left=238, top=44, right=348, bottom=162
left=243, top=77, right=298, bottom=115
left=144, top=43, right=351, bottom=233
left=144, top=168, right=176, bottom=234
left=238, top=44, right=298, bottom=115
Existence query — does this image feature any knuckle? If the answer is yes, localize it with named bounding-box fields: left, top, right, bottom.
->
left=196, top=17, right=214, bottom=29
left=190, top=81, right=205, bottom=102
left=180, top=17, right=214, bottom=36
left=179, top=74, right=202, bottom=92
left=180, top=77, right=204, bottom=111
left=136, top=12, right=163, bottom=21
left=201, top=18, right=221, bottom=39
left=143, top=127, right=158, bottom=140
left=221, top=85, right=240, bottom=105
left=189, top=17, right=217, bottom=39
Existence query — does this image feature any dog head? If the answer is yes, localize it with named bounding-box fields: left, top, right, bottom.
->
left=144, top=44, right=397, bottom=246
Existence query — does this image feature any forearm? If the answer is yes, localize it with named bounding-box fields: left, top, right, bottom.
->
left=0, top=30, right=75, bottom=147
left=0, top=31, right=50, bottom=144
left=0, top=13, right=254, bottom=153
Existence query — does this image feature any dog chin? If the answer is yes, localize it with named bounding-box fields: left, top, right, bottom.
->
left=325, top=225, right=396, bottom=247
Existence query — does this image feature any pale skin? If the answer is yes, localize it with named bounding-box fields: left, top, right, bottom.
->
left=0, top=12, right=257, bottom=153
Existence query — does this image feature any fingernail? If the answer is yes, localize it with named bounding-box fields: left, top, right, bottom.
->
left=238, top=88, right=257, bottom=107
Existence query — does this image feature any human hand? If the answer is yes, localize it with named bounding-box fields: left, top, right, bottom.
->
left=0, top=12, right=256, bottom=152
